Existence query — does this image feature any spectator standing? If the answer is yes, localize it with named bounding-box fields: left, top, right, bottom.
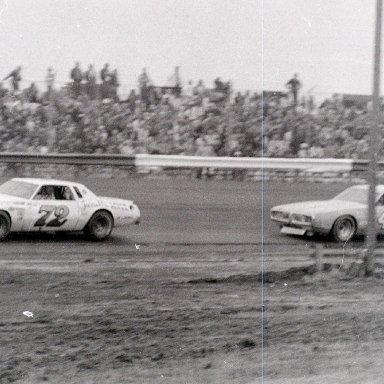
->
left=184, top=80, right=194, bottom=98
left=194, top=80, right=206, bottom=97
left=126, top=89, right=137, bottom=112
left=70, top=62, right=83, bottom=98
left=4, top=66, right=22, bottom=94
left=166, top=66, right=182, bottom=97
left=85, top=64, right=97, bottom=99
left=138, top=68, right=152, bottom=109
left=110, top=69, right=119, bottom=101
left=214, top=77, right=224, bottom=91
left=100, top=63, right=112, bottom=84
left=286, top=73, right=302, bottom=105
left=27, top=83, right=39, bottom=103
left=45, top=66, right=55, bottom=96
left=100, top=63, right=112, bottom=99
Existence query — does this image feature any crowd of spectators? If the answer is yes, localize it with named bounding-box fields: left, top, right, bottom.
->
left=0, top=65, right=377, bottom=159
left=0, top=65, right=258, bottom=157
left=263, top=92, right=376, bottom=159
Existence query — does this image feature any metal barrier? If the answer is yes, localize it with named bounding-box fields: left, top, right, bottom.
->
left=352, top=159, right=384, bottom=171
left=135, top=154, right=261, bottom=169
left=135, top=155, right=354, bottom=171
left=0, top=153, right=357, bottom=170
left=0, top=153, right=135, bottom=166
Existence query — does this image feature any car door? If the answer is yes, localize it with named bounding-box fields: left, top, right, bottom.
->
left=22, top=184, right=80, bottom=232
left=376, top=193, right=384, bottom=233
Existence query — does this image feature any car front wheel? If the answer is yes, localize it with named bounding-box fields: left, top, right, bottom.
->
left=85, top=211, right=114, bottom=241
left=332, top=215, right=356, bottom=242
left=0, top=211, right=11, bottom=241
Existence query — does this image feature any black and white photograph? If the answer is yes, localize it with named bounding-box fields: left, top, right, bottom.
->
left=8, top=1, right=384, bottom=383
left=0, top=1, right=258, bottom=383
left=263, top=1, right=384, bottom=383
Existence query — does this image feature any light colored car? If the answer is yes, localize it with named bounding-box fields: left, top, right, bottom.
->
left=0, top=178, right=140, bottom=241
left=270, top=184, right=384, bottom=242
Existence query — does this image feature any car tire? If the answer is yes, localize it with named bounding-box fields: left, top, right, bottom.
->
left=85, top=210, right=114, bottom=241
left=0, top=211, right=11, bottom=241
left=332, top=215, right=356, bottom=242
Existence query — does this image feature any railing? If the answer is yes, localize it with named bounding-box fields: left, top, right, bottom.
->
left=0, top=154, right=378, bottom=181
left=135, top=154, right=263, bottom=169
left=261, top=244, right=384, bottom=281
left=0, top=153, right=135, bottom=166
left=0, top=153, right=364, bottom=170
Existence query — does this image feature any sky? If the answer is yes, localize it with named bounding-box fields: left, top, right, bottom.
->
left=0, top=0, right=379, bottom=98
left=0, top=0, right=258, bottom=95
left=262, top=0, right=376, bottom=97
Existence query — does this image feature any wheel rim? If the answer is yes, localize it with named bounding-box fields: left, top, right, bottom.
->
left=0, top=217, right=9, bottom=238
left=92, top=216, right=111, bottom=236
left=337, top=219, right=354, bottom=241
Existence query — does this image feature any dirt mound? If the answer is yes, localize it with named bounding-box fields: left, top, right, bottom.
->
left=261, top=264, right=317, bottom=283
left=187, top=273, right=256, bottom=285
left=260, top=263, right=346, bottom=283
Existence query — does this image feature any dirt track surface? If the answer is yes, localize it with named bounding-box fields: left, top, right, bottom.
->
left=0, top=178, right=258, bottom=383
left=5, top=177, right=382, bottom=383
left=261, top=272, right=384, bottom=384
left=260, top=181, right=384, bottom=383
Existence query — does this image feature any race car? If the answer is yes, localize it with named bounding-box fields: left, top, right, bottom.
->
left=0, top=178, right=140, bottom=241
left=270, top=184, right=384, bottom=242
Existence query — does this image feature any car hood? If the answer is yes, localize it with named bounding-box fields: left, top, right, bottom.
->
left=272, top=199, right=364, bottom=215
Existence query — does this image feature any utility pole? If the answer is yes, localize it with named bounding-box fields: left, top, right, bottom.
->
left=366, top=0, right=383, bottom=276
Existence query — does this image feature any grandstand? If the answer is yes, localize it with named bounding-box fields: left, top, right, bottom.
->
left=0, top=66, right=378, bottom=160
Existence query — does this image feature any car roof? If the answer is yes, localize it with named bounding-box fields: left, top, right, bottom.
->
left=11, top=177, right=85, bottom=189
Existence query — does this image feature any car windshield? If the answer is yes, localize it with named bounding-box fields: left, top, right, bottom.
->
left=0, top=180, right=39, bottom=199
left=333, top=187, right=371, bottom=204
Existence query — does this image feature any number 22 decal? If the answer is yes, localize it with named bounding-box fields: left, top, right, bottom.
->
left=34, top=205, right=70, bottom=227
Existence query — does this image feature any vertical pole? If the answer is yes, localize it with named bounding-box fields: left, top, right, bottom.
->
left=366, top=0, right=383, bottom=276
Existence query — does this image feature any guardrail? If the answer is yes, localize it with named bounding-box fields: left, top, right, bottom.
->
left=135, top=155, right=355, bottom=171
left=352, top=159, right=384, bottom=171
left=0, top=153, right=135, bottom=166
left=135, top=154, right=262, bottom=169
left=0, top=153, right=374, bottom=173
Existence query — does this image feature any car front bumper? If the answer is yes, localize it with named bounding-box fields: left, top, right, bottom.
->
left=271, top=216, right=314, bottom=236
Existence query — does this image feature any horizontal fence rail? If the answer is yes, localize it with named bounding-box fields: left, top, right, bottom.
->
left=0, top=153, right=135, bottom=166
left=352, top=159, right=384, bottom=171
left=253, top=158, right=353, bottom=172
left=135, top=154, right=263, bottom=169
left=0, top=153, right=375, bottom=172
left=135, top=155, right=355, bottom=171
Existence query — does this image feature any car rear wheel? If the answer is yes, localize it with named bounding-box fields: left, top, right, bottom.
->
left=0, top=211, right=11, bottom=241
left=332, top=215, right=356, bottom=242
left=85, top=211, right=113, bottom=241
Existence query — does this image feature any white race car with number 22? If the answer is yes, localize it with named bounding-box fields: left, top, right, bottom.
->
left=0, top=178, right=141, bottom=241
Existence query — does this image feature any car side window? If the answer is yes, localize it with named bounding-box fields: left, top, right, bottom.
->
left=73, top=186, right=83, bottom=199
left=378, top=194, right=384, bottom=206
left=34, top=185, right=74, bottom=200
left=61, top=186, right=75, bottom=201
left=34, top=185, right=56, bottom=200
